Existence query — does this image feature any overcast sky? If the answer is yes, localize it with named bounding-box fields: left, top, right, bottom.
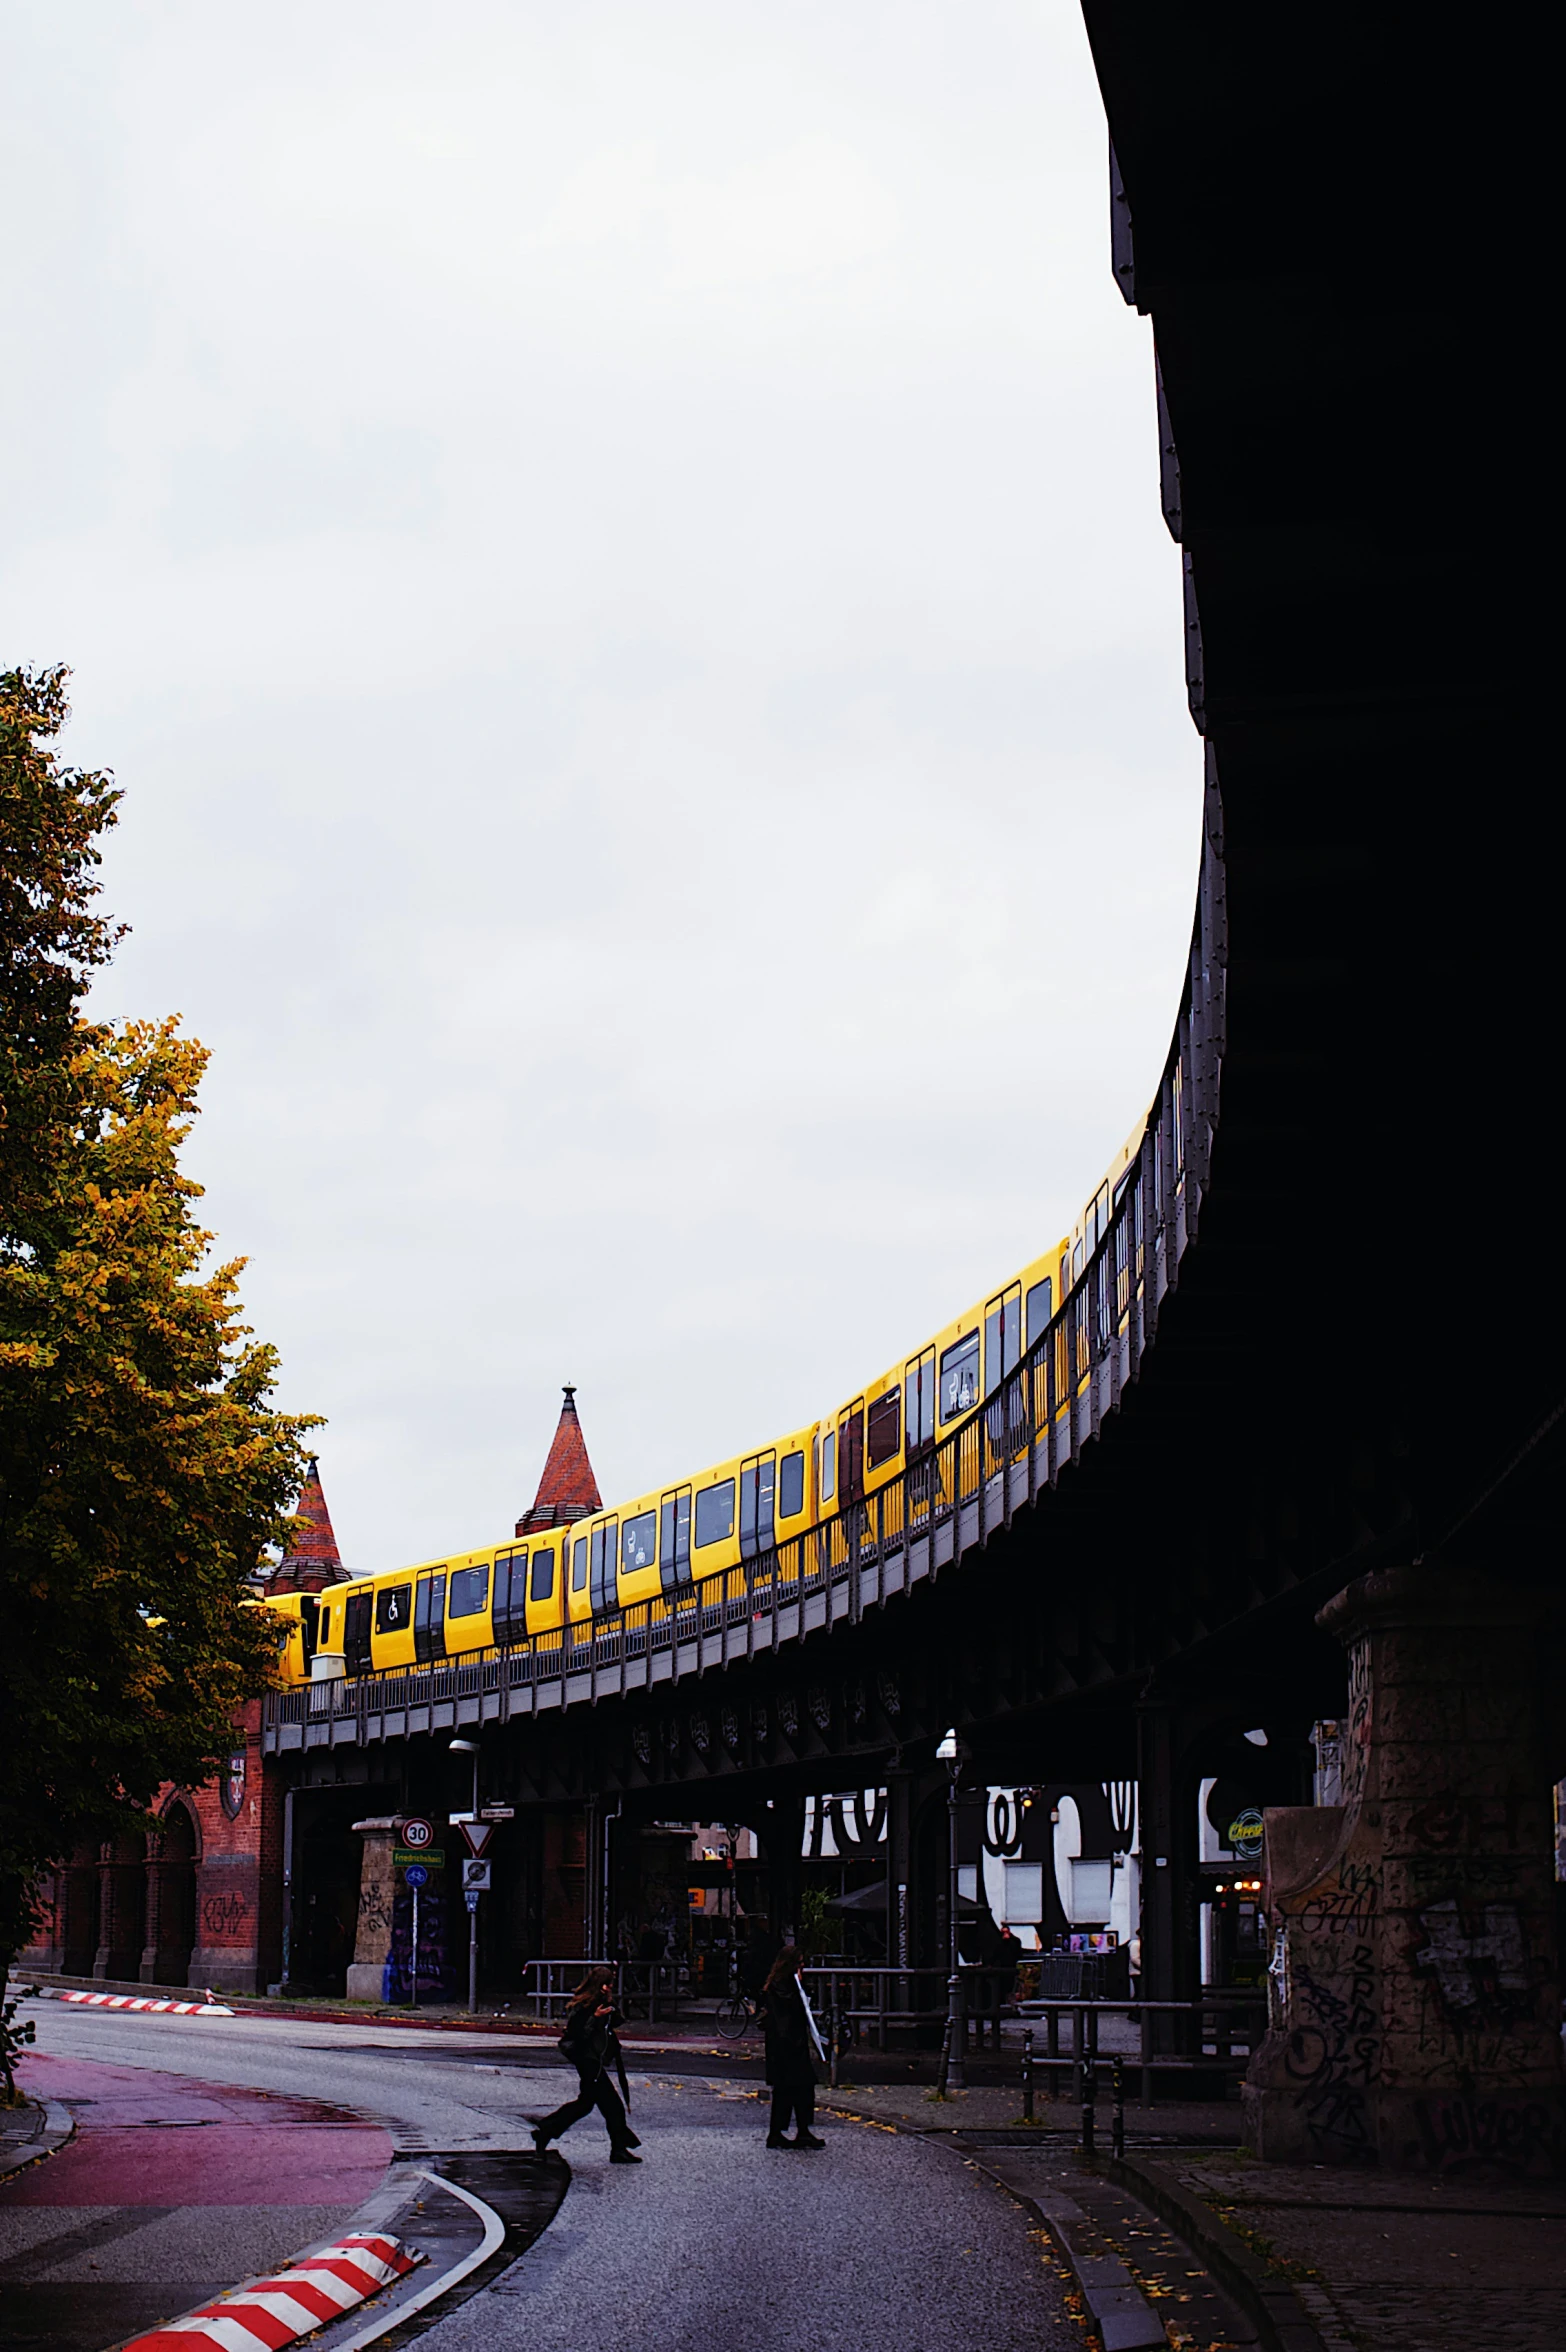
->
left=3, top=2, right=1199, bottom=1572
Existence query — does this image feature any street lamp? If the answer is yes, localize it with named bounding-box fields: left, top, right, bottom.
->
left=449, top=1737, right=479, bottom=1814
left=936, top=1727, right=968, bottom=2091
left=450, top=1740, right=480, bottom=2011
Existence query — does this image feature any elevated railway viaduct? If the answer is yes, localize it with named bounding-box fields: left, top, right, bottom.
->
left=262, top=8, right=1559, bottom=2166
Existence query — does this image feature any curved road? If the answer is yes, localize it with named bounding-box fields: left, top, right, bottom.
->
left=19, top=2005, right=1075, bottom=2352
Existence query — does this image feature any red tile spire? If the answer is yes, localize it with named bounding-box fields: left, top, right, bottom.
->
left=268, top=1457, right=350, bottom=1592
left=516, top=1385, right=603, bottom=1537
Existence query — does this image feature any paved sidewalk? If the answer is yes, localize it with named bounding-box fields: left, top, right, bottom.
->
left=826, top=2075, right=1248, bottom=2146
left=0, top=2053, right=394, bottom=2352
left=826, top=2079, right=1566, bottom=2352
left=1139, top=2147, right=1566, bottom=2352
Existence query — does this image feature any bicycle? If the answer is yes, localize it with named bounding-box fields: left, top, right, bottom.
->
left=715, top=1957, right=759, bottom=2040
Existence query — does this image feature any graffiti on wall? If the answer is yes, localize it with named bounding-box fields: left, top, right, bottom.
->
left=1405, top=2091, right=1566, bottom=2174
left=1412, top=1899, right=1528, bottom=2020
left=1281, top=1938, right=1378, bottom=2160
left=200, top=1890, right=248, bottom=1941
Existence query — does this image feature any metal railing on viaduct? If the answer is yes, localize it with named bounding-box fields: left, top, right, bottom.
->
left=263, top=811, right=1227, bottom=1762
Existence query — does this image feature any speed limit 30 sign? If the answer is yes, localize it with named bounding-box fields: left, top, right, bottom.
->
left=399, top=1817, right=436, bottom=1850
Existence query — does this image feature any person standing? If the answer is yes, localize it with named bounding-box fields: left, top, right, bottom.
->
left=760, top=1945, right=824, bottom=2150
left=532, top=1971, right=642, bottom=2163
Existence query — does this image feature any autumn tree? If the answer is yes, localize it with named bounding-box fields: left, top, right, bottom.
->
left=0, top=665, right=316, bottom=1989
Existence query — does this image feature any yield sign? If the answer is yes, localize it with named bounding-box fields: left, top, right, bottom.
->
left=456, top=1819, right=494, bottom=1858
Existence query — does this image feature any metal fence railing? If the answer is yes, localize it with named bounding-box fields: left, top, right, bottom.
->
left=263, top=795, right=1226, bottom=1755
left=520, top=1958, right=693, bottom=2023
left=1017, top=1991, right=1265, bottom=2107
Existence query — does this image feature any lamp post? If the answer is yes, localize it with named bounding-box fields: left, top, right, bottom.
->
left=936, top=1727, right=968, bottom=2091
left=450, top=1739, right=480, bottom=2010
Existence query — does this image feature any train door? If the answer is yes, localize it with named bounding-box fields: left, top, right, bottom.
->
left=589, top=1519, right=618, bottom=1615
left=413, top=1569, right=447, bottom=1663
left=985, top=1283, right=1022, bottom=1396
left=299, top=1593, right=320, bottom=1670
left=525, top=1544, right=560, bottom=1634
left=739, top=1454, right=776, bottom=1559
left=660, top=1488, right=693, bottom=1591
left=837, top=1401, right=865, bottom=1506
left=492, top=1548, right=527, bottom=1644
left=905, top=1350, right=936, bottom=1456
left=905, top=1347, right=938, bottom=1518
left=344, top=1591, right=373, bottom=1676
left=865, top=1385, right=902, bottom=1477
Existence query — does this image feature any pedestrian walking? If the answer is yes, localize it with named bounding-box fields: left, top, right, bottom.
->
left=760, top=1945, right=825, bottom=2150
left=532, top=1970, right=642, bottom=2163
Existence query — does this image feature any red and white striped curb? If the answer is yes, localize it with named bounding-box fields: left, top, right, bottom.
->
left=58, top=1991, right=234, bottom=2016
left=118, top=2233, right=422, bottom=2352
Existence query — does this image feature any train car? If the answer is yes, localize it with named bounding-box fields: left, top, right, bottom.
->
left=260, top=1111, right=1157, bottom=1689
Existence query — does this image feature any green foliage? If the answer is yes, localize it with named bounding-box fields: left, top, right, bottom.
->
left=797, top=1885, right=832, bottom=1959
left=1, top=1996, right=36, bottom=2106
left=0, top=666, right=319, bottom=1967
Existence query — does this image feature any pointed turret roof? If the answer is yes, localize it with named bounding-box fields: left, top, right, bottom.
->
left=268, top=1457, right=351, bottom=1592
left=516, top=1385, right=602, bottom=1536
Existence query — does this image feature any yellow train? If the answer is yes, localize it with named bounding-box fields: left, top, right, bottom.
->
left=262, top=1116, right=1147, bottom=1687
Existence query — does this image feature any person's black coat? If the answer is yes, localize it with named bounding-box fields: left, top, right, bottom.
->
left=760, top=1977, right=816, bottom=2089
left=559, top=2000, right=625, bottom=2079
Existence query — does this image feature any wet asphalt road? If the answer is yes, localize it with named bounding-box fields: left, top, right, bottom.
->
left=19, top=2002, right=1075, bottom=2352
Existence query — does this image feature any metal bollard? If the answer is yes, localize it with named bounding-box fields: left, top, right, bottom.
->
left=1022, top=2026, right=1035, bottom=2124
left=1111, top=2054, right=1125, bottom=2158
left=1080, top=2059, right=1096, bottom=2158
left=829, top=2000, right=841, bottom=2090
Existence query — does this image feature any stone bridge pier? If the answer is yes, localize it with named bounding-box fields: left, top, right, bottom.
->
left=1246, top=1564, right=1565, bottom=2172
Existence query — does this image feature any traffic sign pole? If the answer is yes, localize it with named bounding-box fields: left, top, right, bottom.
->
left=410, top=1883, right=420, bottom=2010
left=467, top=1893, right=478, bottom=2012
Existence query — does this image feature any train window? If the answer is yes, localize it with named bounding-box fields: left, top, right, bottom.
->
left=739, top=1455, right=775, bottom=1558
left=1060, top=1253, right=1071, bottom=1297
left=779, top=1450, right=805, bottom=1518
left=821, top=1430, right=836, bottom=1502
left=940, top=1331, right=980, bottom=1421
left=984, top=1287, right=1021, bottom=1395
left=866, top=1387, right=902, bottom=1469
left=529, top=1546, right=556, bottom=1603
left=375, top=1583, right=412, bottom=1635
left=905, top=1350, right=935, bottom=1452
left=694, top=1478, right=735, bottom=1547
left=571, top=1535, right=588, bottom=1591
left=622, top=1510, right=657, bottom=1572
left=1072, top=1238, right=1083, bottom=1281
left=1026, top=1277, right=1053, bottom=1346
left=448, top=1564, right=490, bottom=1619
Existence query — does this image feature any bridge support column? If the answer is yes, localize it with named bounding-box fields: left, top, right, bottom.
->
left=884, top=1774, right=914, bottom=1967
left=1136, top=1701, right=1202, bottom=2029
left=345, top=1817, right=399, bottom=2002
left=758, top=1797, right=804, bottom=1943
left=1245, top=1564, right=1565, bottom=2172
